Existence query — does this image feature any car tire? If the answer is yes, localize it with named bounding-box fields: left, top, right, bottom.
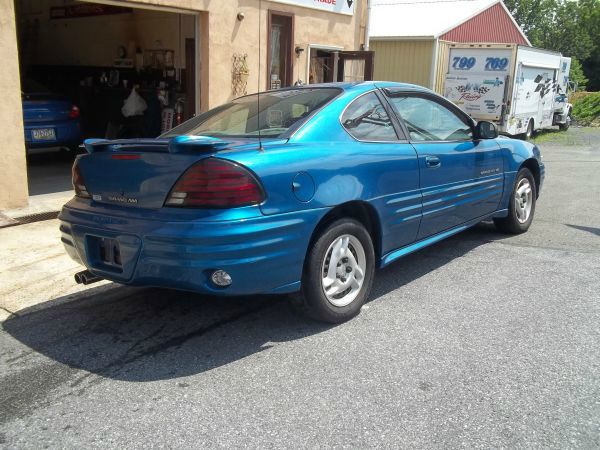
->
left=293, top=218, right=375, bottom=323
left=494, top=167, right=537, bottom=234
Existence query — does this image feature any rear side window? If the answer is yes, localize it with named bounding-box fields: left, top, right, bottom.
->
left=341, top=92, right=398, bottom=141
left=388, top=96, right=472, bottom=142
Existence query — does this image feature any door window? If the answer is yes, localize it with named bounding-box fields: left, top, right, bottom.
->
left=341, top=92, right=398, bottom=141
left=388, top=96, right=472, bottom=142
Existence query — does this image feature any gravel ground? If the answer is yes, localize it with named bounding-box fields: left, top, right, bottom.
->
left=1, top=128, right=598, bottom=448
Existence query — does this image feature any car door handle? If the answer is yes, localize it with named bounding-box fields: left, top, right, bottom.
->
left=425, top=155, right=441, bottom=168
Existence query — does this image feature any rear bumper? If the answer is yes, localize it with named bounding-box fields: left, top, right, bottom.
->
left=24, top=120, right=81, bottom=148
left=59, top=201, right=326, bottom=295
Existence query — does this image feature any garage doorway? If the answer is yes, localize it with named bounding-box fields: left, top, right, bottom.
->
left=15, top=0, right=200, bottom=197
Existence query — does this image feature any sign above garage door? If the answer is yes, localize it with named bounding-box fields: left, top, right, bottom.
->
left=270, top=0, right=355, bottom=15
left=50, top=4, right=132, bottom=19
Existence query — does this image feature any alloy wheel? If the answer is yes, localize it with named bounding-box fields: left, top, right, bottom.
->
left=515, top=178, right=533, bottom=223
left=321, top=234, right=366, bottom=307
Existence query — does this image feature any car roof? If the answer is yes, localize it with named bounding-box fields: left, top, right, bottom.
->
left=234, top=82, right=435, bottom=102
left=294, top=81, right=435, bottom=94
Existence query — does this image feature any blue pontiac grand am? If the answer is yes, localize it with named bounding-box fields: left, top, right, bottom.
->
left=22, top=79, right=81, bottom=153
left=60, top=82, right=544, bottom=323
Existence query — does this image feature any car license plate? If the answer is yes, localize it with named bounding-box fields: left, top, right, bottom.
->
left=32, top=128, right=56, bottom=141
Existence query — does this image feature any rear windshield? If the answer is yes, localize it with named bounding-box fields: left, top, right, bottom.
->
left=162, top=88, right=341, bottom=138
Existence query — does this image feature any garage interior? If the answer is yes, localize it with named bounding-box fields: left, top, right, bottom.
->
left=15, top=0, right=198, bottom=197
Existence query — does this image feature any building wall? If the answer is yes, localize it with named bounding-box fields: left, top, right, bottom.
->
left=0, top=0, right=29, bottom=208
left=371, top=39, right=434, bottom=88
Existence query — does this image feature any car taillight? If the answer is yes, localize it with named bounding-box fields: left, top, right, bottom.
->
left=165, top=158, right=265, bottom=208
left=69, top=105, right=80, bottom=120
left=72, top=163, right=90, bottom=198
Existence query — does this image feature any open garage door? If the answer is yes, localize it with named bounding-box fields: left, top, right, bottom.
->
left=15, top=0, right=199, bottom=197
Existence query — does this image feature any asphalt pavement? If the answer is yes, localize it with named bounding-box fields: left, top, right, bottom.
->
left=1, top=128, right=599, bottom=448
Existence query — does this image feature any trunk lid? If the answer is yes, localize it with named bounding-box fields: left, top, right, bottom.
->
left=76, top=136, right=277, bottom=210
left=22, top=97, right=72, bottom=124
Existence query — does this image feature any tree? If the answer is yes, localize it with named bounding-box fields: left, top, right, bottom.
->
left=570, top=58, right=588, bottom=90
left=578, top=0, right=600, bottom=89
left=504, top=0, right=556, bottom=38
left=504, top=0, right=600, bottom=90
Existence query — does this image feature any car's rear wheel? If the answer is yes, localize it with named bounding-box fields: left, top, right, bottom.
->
left=294, top=219, right=375, bottom=323
left=494, top=167, right=537, bottom=234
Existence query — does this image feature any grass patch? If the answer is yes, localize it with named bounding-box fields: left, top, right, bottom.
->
left=531, top=129, right=574, bottom=145
left=531, top=127, right=600, bottom=146
left=571, top=92, right=600, bottom=126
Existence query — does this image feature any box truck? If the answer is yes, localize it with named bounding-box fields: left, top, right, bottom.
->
left=440, top=43, right=572, bottom=139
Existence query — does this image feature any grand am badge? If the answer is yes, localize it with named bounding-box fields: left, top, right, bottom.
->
left=107, top=194, right=138, bottom=204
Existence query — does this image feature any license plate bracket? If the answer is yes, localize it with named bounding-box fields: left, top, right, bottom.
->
left=78, top=229, right=141, bottom=279
left=99, top=237, right=121, bottom=266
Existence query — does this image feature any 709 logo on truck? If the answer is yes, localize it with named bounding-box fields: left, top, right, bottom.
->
left=485, top=57, right=509, bottom=71
left=452, top=56, right=510, bottom=72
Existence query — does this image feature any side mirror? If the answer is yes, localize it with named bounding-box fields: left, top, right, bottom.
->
left=476, top=121, right=498, bottom=139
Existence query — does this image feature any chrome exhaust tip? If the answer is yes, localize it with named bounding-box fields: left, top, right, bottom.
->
left=74, top=269, right=102, bottom=285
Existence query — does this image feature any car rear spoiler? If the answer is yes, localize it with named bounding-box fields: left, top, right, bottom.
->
left=83, top=135, right=231, bottom=154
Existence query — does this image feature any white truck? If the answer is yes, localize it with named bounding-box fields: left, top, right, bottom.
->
left=441, top=43, right=572, bottom=139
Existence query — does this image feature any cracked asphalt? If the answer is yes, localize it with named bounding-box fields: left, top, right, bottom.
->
left=1, top=128, right=599, bottom=448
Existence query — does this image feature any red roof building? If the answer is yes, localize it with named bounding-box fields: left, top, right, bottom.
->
left=370, top=0, right=530, bottom=89
left=440, top=2, right=529, bottom=45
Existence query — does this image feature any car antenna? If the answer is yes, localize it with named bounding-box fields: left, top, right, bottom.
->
left=257, top=0, right=263, bottom=151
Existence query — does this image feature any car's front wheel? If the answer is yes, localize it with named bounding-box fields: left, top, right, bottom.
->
left=294, top=219, right=375, bottom=323
left=494, top=167, right=537, bottom=234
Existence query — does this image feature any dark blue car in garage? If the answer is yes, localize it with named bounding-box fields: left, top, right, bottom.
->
left=22, top=79, right=81, bottom=153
